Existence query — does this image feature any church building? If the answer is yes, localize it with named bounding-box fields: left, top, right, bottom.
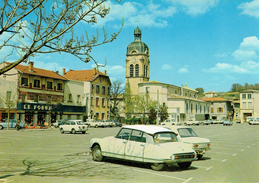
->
left=125, top=27, right=210, bottom=122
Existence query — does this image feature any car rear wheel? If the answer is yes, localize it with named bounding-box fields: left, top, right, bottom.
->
left=60, top=128, right=64, bottom=134
left=72, top=129, right=76, bottom=134
left=178, top=162, right=192, bottom=169
left=95, top=124, right=98, bottom=128
left=82, top=131, right=86, bottom=134
left=92, top=145, right=103, bottom=161
left=150, top=163, right=165, bottom=171
left=197, top=155, right=203, bottom=160
left=0, top=125, right=3, bottom=130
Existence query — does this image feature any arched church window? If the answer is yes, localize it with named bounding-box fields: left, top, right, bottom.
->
left=144, top=65, right=146, bottom=77
left=135, top=64, right=139, bottom=77
left=130, top=64, right=134, bottom=77
left=145, top=66, right=148, bottom=77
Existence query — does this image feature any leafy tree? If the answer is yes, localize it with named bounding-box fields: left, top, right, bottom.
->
left=135, top=94, right=157, bottom=124
left=159, top=104, right=168, bottom=122
left=123, top=80, right=134, bottom=119
left=148, top=107, right=157, bottom=124
left=110, top=80, right=124, bottom=118
left=0, top=0, right=124, bottom=75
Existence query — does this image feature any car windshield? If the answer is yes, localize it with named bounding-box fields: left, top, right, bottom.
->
left=76, top=121, right=84, bottom=125
left=177, top=128, right=198, bottom=138
left=153, top=132, right=178, bottom=144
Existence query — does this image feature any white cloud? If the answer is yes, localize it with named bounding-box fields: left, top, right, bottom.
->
left=232, top=49, right=257, bottom=61
left=205, top=63, right=248, bottom=73
left=240, top=36, right=259, bottom=51
left=178, top=68, right=189, bottom=73
left=161, top=64, right=172, bottom=70
left=169, top=0, right=219, bottom=16
left=238, top=0, right=259, bottom=18
left=33, top=60, right=68, bottom=74
left=95, top=1, right=177, bottom=27
left=215, top=52, right=231, bottom=58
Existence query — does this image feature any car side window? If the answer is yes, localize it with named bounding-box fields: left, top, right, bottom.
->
left=129, top=130, right=146, bottom=143
left=71, top=122, right=75, bottom=125
left=116, top=128, right=132, bottom=140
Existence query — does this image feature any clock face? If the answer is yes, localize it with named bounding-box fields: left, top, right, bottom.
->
left=133, top=58, right=136, bottom=62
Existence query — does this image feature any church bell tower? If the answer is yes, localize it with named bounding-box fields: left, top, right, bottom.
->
left=126, top=27, right=150, bottom=95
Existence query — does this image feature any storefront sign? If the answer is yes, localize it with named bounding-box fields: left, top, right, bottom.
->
left=17, top=103, right=54, bottom=112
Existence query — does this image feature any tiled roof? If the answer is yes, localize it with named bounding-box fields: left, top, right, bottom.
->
left=168, top=94, right=205, bottom=102
left=64, top=69, right=107, bottom=82
left=14, top=64, right=66, bottom=80
left=203, top=97, right=227, bottom=102
left=206, top=91, right=216, bottom=94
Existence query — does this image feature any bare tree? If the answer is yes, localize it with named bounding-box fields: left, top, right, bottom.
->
left=110, top=80, right=124, bottom=118
left=0, top=0, right=124, bottom=75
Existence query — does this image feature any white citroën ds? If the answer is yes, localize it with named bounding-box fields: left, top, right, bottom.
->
left=90, top=125, right=197, bottom=171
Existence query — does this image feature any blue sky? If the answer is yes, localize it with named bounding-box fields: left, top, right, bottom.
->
left=4, top=0, right=259, bottom=93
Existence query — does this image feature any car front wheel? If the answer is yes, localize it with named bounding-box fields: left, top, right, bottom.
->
left=92, top=145, right=103, bottom=161
left=0, top=125, right=3, bottom=130
left=150, top=163, right=165, bottom=171
left=178, top=162, right=192, bottom=169
left=60, top=128, right=64, bottom=134
left=72, top=129, right=76, bottom=134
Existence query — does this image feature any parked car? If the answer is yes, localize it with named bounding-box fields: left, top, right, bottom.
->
left=163, top=126, right=211, bottom=160
left=236, top=119, right=241, bottom=123
left=223, top=120, right=233, bottom=126
left=104, top=120, right=116, bottom=127
left=249, top=118, right=259, bottom=125
left=0, top=119, right=25, bottom=130
left=90, top=125, right=197, bottom=171
left=112, top=120, right=122, bottom=127
left=52, top=119, right=67, bottom=128
left=87, top=119, right=107, bottom=128
left=161, top=119, right=181, bottom=126
left=59, top=120, right=88, bottom=134
left=203, top=120, right=211, bottom=125
left=183, top=119, right=201, bottom=126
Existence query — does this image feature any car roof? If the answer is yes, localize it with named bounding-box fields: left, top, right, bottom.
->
left=123, top=125, right=172, bottom=135
left=161, top=125, right=192, bottom=133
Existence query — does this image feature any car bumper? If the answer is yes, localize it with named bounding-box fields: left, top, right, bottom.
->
left=163, top=157, right=197, bottom=164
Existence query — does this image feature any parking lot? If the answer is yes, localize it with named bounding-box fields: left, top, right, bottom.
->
left=0, top=123, right=259, bottom=183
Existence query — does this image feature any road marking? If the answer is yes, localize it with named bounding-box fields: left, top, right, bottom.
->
left=134, top=169, right=186, bottom=181
left=206, top=166, right=214, bottom=170
left=232, top=153, right=237, bottom=156
left=221, top=159, right=227, bottom=162
left=207, top=151, right=233, bottom=155
left=183, top=177, right=193, bottom=183
left=241, top=149, right=245, bottom=151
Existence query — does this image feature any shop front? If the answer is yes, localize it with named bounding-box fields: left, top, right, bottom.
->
left=17, top=103, right=86, bottom=126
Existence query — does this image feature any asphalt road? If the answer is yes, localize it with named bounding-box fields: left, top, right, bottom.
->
left=0, top=123, right=259, bottom=183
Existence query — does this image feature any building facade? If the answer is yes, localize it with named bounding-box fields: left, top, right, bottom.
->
left=203, top=98, right=234, bottom=120
left=63, top=68, right=111, bottom=120
left=239, top=90, right=259, bottom=123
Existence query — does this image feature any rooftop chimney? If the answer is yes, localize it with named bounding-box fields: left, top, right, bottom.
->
left=63, top=68, right=66, bottom=76
left=104, top=70, right=107, bottom=75
left=29, top=62, right=34, bottom=72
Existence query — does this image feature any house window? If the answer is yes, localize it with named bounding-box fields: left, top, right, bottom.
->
left=248, top=94, right=252, bottom=99
left=91, top=84, right=94, bottom=93
left=96, top=97, right=99, bottom=106
left=186, top=103, right=189, bottom=114
left=57, top=83, right=63, bottom=90
left=101, top=113, right=105, bottom=120
left=34, top=79, right=40, bottom=88
left=91, top=97, right=93, bottom=105
left=6, top=91, right=11, bottom=101
left=242, top=94, right=246, bottom=99
left=102, top=98, right=105, bottom=107
left=96, top=113, right=99, bottom=120
left=248, top=102, right=252, bottom=109
left=34, top=95, right=39, bottom=103
left=68, top=94, right=72, bottom=102
left=107, top=99, right=110, bottom=107
left=47, top=81, right=53, bottom=89
left=102, top=86, right=105, bottom=95
left=243, top=102, right=246, bottom=109
left=21, top=77, right=28, bottom=86
left=135, top=64, right=139, bottom=77
left=130, top=64, right=134, bottom=77
left=218, top=107, right=223, bottom=112
left=191, top=104, right=193, bottom=114
left=96, top=85, right=100, bottom=94
left=77, top=95, right=80, bottom=104
left=211, top=108, right=214, bottom=113
left=108, top=87, right=110, bottom=95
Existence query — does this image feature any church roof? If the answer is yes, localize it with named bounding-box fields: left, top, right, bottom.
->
left=127, top=27, right=149, bottom=56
